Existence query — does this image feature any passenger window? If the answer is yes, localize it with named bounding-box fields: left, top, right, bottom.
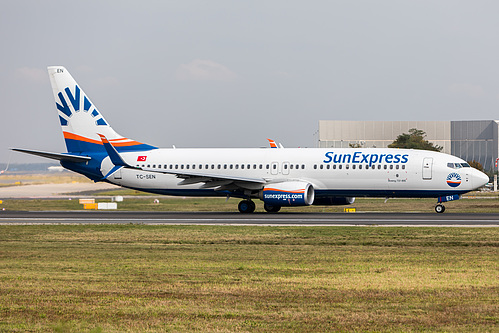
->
left=290, top=165, right=294, bottom=169
left=384, top=165, right=387, bottom=170
left=327, top=164, right=330, bottom=169
left=333, top=165, right=336, bottom=169
left=396, top=165, right=399, bottom=169
left=346, top=164, right=349, bottom=169
left=259, top=165, right=263, bottom=169
left=253, top=164, right=257, bottom=169
left=352, top=165, right=356, bottom=169
left=224, top=165, right=227, bottom=169
left=186, top=165, right=189, bottom=169
left=402, top=165, right=405, bottom=170
left=230, top=165, right=233, bottom=169
left=359, top=165, right=362, bottom=170
left=314, top=165, right=317, bottom=169
left=390, top=165, right=393, bottom=169
left=266, top=165, right=270, bottom=169
left=247, top=164, right=250, bottom=169
left=284, top=164, right=287, bottom=169
left=273, top=164, right=277, bottom=169
left=181, top=165, right=184, bottom=169
left=339, top=165, right=342, bottom=169
left=320, top=165, right=323, bottom=169
left=241, top=165, right=244, bottom=169
left=206, top=165, right=209, bottom=169
left=302, top=165, right=305, bottom=169
left=372, top=165, right=375, bottom=169
left=378, top=165, right=381, bottom=169
left=147, top=165, right=150, bottom=168
left=296, top=164, right=299, bottom=169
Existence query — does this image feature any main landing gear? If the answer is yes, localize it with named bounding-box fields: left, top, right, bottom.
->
left=263, top=203, right=281, bottom=213
left=237, top=200, right=282, bottom=213
left=238, top=200, right=255, bottom=213
left=435, top=204, right=445, bottom=214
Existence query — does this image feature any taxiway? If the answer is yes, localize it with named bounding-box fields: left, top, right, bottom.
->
left=0, top=211, right=498, bottom=226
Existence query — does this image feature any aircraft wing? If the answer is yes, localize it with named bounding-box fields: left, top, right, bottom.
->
left=139, top=167, right=267, bottom=190
left=97, top=134, right=267, bottom=190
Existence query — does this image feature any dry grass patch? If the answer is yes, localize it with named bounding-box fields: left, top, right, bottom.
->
left=0, top=226, right=497, bottom=332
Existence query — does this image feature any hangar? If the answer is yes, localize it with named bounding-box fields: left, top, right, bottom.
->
left=317, top=120, right=499, bottom=171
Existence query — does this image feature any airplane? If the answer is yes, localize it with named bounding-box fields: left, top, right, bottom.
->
left=267, top=139, right=284, bottom=149
left=13, top=66, right=489, bottom=213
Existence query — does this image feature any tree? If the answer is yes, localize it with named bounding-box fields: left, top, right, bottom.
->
left=467, top=160, right=483, bottom=172
left=388, top=128, right=443, bottom=152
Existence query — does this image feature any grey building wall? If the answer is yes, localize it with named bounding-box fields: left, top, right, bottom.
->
left=451, top=120, right=499, bottom=171
left=318, top=120, right=451, bottom=154
left=318, top=120, right=499, bottom=171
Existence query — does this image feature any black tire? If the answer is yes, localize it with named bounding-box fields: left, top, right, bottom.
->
left=435, top=204, right=445, bottom=213
left=264, top=203, right=281, bottom=213
left=238, top=200, right=255, bottom=213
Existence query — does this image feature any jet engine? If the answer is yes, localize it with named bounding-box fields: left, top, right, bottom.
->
left=259, top=181, right=314, bottom=206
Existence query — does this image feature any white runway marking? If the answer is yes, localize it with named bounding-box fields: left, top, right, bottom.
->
left=1, top=217, right=498, bottom=226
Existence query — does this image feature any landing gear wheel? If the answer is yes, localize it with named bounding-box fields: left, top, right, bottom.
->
left=238, top=200, right=255, bottom=214
left=435, top=204, right=445, bottom=214
left=264, top=203, right=281, bottom=213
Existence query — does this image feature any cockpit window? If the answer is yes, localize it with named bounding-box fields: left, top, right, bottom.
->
left=448, top=162, right=471, bottom=169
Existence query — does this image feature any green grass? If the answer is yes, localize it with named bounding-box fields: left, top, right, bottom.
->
left=0, top=225, right=497, bottom=332
left=1, top=195, right=499, bottom=213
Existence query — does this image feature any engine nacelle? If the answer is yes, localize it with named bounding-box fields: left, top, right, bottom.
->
left=259, top=181, right=315, bottom=206
left=312, top=197, right=355, bottom=206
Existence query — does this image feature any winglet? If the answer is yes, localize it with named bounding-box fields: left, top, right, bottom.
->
left=97, top=134, right=130, bottom=167
left=267, top=139, right=278, bottom=148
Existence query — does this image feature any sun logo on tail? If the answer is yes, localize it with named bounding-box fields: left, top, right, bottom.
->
left=56, top=85, right=107, bottom=127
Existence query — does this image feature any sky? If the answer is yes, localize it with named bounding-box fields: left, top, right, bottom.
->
left=1, top=0, right=499, bottom=163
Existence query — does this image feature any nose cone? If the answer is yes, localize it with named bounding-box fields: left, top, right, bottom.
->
left=473, top=169, right=489, bottom=189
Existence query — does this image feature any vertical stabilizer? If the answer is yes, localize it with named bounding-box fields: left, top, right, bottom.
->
left=48, top=66, right=156, bottom=154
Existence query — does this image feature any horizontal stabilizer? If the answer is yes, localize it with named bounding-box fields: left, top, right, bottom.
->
left=11, top=148, right=91, bottom=163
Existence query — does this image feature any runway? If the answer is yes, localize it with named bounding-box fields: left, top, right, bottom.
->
left=0, top=211, right=498, bottom=226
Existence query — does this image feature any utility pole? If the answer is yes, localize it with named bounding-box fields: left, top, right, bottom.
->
left=495, top=158, right=498, bottom=192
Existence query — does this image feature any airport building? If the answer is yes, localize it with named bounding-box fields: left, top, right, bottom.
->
left=317, top=120, right=499, bottom=171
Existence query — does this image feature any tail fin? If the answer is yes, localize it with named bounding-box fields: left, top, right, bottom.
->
left=48, top=66, right=156, bottom=154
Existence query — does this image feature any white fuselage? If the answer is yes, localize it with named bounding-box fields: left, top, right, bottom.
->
left=99, top=147, right=488, bottom=199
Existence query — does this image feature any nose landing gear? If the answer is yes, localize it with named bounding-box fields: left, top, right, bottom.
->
left=435, top=204, right=445, bottom=213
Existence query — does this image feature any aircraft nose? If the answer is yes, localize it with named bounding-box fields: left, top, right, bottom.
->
left=474, top=169, right=489, bottom=188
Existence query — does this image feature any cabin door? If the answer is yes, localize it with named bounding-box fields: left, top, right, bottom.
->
left=422, top=157, right=433, bottom=180
left=113, top=168, right=122, bottom=180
